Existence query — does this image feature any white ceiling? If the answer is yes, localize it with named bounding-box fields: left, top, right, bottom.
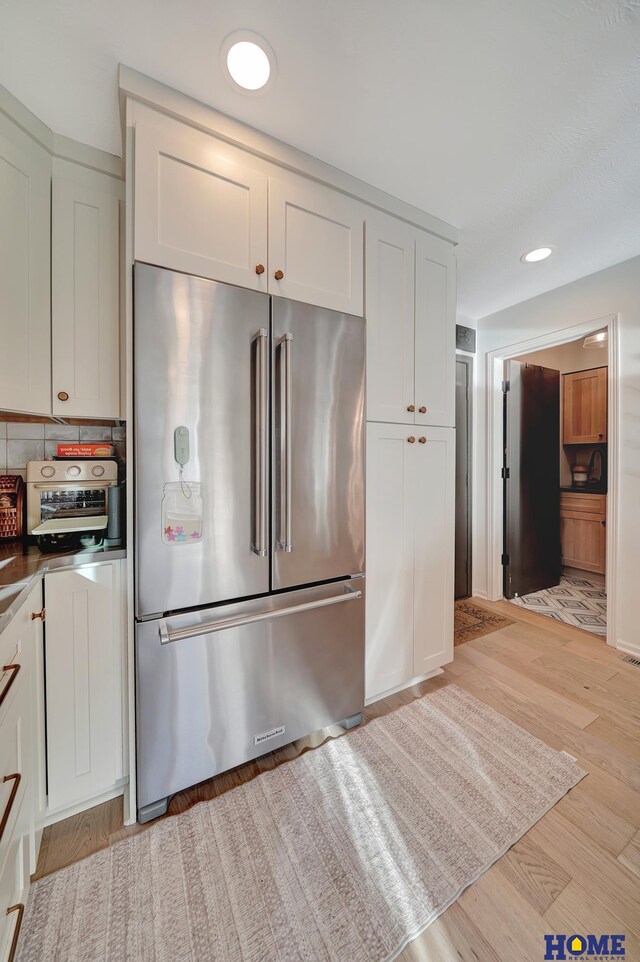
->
left=1, top=0, right=639, bottom=318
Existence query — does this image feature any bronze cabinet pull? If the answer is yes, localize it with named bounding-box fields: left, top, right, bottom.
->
left=255, top=264, right=265, bottom=275
left=0, top=664, right=20, bottom=711
left=0, top=773, right=21, bottom=843
left=6, top=903, right=25, bottom=962
left=407, top=436, right=416, bottom=444
left=57, top=391, right=69, bottom=401
left=418, top=436, right=427, bottom=444
left=407, top=404, right=415, bottom=412
left=418, top=406, right=427, bottom=414
left=274, top=269, right=284, bottom=280
left=31, top=608, right=45, bottom=622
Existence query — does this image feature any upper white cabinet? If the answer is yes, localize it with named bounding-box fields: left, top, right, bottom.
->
left=365, top=212, right=456, bottom=427
left=52, top=160, right=123, bottom=418
left=365, top=423, right=454, bottom=701
left=365, top=215, right=415, bottom=423
left=134, top=120, right=268, bottom=292
left=43, top=562, right=125, bottom=813
left=269, top=174, right=364, bottom=315
left=133, top=111, right=365, bottom=314
left=0, top=112, right=51, bottom=415
left=414, top=233, right=456, bottom=428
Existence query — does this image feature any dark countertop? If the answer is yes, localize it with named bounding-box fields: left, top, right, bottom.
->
left=0, top=542, right=127, bottom=636
left=560, top=484, right=607, bottom=495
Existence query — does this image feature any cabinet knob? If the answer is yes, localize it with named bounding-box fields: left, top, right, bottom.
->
left=57, top=391, right=69, bottom=402
left=255, top=264, right=265, bottom=275
left=31, top=608, right=46, bottom=622
left=601, top=519, right=606, bottom=527
left=274, top=269, right=284, bottom=281
left=419, top=406, right=427, bottom=414
left=418, top=436, right=427, bottom=444
left=407, top=436, right=416, bottom=444
left=407, top=404, right=415, bottom=413
left=598, top=433, right=603, bottom=439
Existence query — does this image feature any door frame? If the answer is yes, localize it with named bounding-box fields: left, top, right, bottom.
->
left=455, top=355, right=473, bottom=598
left=485, top=313, right=618, bottom=647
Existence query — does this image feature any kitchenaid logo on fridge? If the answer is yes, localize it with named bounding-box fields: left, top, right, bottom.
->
left=254, top=725, right=286, bottom=746
left=544, top=933, right=625, bottom=960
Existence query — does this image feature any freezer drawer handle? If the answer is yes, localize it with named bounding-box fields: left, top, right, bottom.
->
left=277, top=332, right=293, bottom=552
left=158, top=585, right=362, bottom=644
left=251, top=328, right=269, bottom=557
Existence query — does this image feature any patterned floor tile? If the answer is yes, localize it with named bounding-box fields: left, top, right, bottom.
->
left=510, top=576, right=606, bottom=637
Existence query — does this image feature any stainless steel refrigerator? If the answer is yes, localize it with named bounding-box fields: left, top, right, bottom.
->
left=134, top=264, right=365, bottom=822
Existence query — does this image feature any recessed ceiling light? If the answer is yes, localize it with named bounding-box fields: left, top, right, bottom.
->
left=221, top=31, right=276, bottom=93
left=521, top=247, right=554, bottom=263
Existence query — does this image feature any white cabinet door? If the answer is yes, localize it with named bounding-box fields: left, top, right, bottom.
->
left=414, top=233, right=456, bottom=428
left=365, top=423, right=415, bottom=701
left=134, top=119, right=268, bottom=291
left=52, top=159, right=122, bottom=418
left=269, top=174, right=364, bottom=315
left=412, top=427, right=455, bottom=676
left=365, top=214, right=416, bottom=423
left=44, top=563, right=124, bottom=811
left=0, top=113, right=51, bottom=415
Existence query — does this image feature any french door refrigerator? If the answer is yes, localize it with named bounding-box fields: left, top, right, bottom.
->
left=134, top=263, right=365, bottom=822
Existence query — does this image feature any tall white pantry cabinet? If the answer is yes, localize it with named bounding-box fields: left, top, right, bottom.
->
left=365, top=213, right=456, bottom=702
left=124, top=74, right=457, bottom=711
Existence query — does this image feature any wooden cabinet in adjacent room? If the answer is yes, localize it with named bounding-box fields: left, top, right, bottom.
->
left=563, top=367, right=607, bottom=444
left=560, top=492, right=606, bottom=574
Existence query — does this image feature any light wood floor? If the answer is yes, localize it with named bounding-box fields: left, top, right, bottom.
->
left=34, top=600, right=640, bottom=961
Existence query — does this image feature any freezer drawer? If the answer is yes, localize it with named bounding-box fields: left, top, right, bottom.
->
left=135, top=578, right=365, bottom=817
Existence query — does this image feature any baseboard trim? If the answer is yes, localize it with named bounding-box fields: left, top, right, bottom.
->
left=470, top=588, right=488, bottom=600
left=365, top=667, right=444, bottom=706
left=616, top=640, right=640, bottom=658
left=39, top=782, right=127, bottom=828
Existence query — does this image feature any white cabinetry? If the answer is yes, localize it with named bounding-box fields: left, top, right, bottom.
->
left=269, top=174, right=364, bottom=315
left=133, top=110, right=364, bottom=314
left=366, top=213, right=455, bottom=427
left=43, top=562, right=125, bottom=813
left=365, top=423, right=454, bottom=702
left=52, top=159, right=123, bottom=418
left=0, top=112, right=51, bottom=416
left=134, top=119, right=268, bottom=292
left=0, top=580, right=42, bottom=959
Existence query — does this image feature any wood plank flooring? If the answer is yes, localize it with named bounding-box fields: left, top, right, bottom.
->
left=33, top=600, right=640, bottom=960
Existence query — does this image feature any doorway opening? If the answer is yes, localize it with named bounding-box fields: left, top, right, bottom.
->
left=489, top=316, right=615, bottom=642
left=455, top=356, right=472, bottom=599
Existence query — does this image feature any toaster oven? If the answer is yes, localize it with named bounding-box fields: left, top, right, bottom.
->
left=26, top=460, right=118, bottom=550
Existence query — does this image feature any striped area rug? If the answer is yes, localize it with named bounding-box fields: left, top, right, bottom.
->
left=17, top=686, right=585, bottom=962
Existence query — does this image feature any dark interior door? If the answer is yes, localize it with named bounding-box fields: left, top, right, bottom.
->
left=455, top=357, right=472, bottom=598
left=503, top=360, right=561, bottom=599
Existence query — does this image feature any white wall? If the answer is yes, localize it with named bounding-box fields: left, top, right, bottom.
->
left=474, top=255, right=640, bottom=654
left=514, top=334, right=608, bottom=374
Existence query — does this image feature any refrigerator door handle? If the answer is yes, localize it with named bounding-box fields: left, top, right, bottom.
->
left=158, top=584, right=361, bottom=644
left=251, top=328, right=269, bottom=557
left=277, top=332, right=293, bottom=552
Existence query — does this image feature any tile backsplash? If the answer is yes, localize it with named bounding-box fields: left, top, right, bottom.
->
left=0, top=422, right=126, bottom=478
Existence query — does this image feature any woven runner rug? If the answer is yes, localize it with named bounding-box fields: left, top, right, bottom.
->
left=17, top=686, right=585, bottom=962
